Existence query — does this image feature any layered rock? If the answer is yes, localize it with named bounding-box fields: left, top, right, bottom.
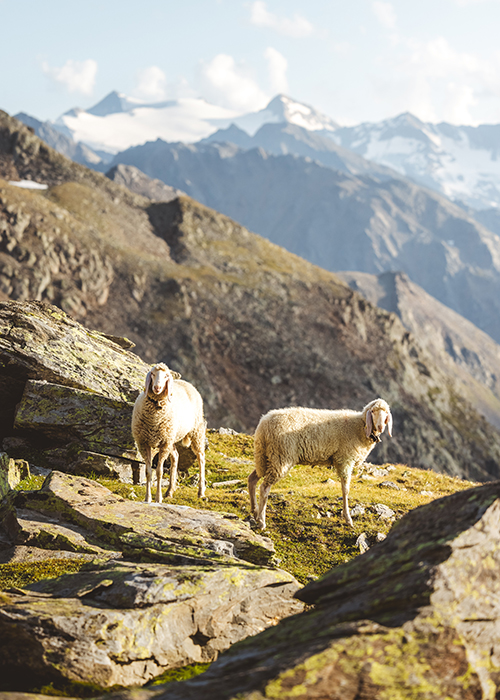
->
left=119, top=481, right=500, bottom=700
left=0, top=471, right=302, bottom=690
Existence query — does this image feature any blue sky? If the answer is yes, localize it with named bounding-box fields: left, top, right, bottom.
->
left=2, top=0, right=500, bottom=126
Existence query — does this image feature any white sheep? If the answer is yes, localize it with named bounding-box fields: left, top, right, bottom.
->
left=248, top=398, right=392, bottom=529
left=131, top=363, right=206, bottom=503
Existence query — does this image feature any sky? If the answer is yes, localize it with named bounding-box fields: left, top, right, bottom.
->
left=2, top=0, right=500, bottom=127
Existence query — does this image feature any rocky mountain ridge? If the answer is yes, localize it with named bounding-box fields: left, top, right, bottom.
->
left=16, top=102, right=500, bottom=348
left=18, top=91, right=500, bottom=210
left=104, top=137, right=500, bottom=345
left=337, top=270, right=500, bottom=429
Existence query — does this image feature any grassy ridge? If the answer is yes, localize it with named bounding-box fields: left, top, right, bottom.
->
left=4, top=431, right=476, bottom=587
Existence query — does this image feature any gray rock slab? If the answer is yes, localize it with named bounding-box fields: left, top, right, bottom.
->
left=0, top=300, right=148, bottom=402
left=98, top=481, right=500, bottom=700
left=0, top=560, right=302, bottom=689
left=0, top=452, right=29, bottom=500
left=1, top=471, right=276, bottom=567
left=14, top=380, right=140, bottom=460
left=0, top=472, right=303, bottom=690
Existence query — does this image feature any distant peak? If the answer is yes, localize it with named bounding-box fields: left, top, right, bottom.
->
left=390, top=112, right=426, bottom=129
left=263, top=94, right=339, bottom=132
left=86, top=91, right=143, bottom=117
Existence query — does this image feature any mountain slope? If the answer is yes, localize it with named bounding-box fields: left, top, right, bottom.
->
left=105, top=138, right=500, bottom=344
left=337, top=270, right=500, bottom=429
left=201, top=121, right=397, bottom=181
left=1, top=109, right=500, bottom=480
left=332, top=112, right=500, bottom=209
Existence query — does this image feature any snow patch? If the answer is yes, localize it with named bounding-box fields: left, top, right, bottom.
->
left=9, top=180, right=48, bottom=190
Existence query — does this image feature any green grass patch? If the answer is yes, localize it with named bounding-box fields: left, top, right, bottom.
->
left=94, top=431, right=477, bottom=584
left=0, top=559, right=87, bottom=590
left=147, top=662, right=212, bottom=686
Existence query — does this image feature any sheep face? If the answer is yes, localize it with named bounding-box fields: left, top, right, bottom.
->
left=146, top=364, right=173, bottom=401
left=365, top=401, right=392, bottom=438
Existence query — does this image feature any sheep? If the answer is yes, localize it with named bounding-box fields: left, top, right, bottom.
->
left=131, top=362, right=206, bottom=504
left=248, top=398, right=392, bottom=530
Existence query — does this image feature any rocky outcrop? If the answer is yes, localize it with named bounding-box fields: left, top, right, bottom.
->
left=0, top=300, right=200, bottom=480
left=0, top=471, right=302, bottom=690
left=114, top=481, right=500, bottom=700
left=106, top=164, right=184, bottom=202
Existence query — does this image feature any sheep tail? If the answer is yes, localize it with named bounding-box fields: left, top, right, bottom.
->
left=253, top=428, right=268, bottom=478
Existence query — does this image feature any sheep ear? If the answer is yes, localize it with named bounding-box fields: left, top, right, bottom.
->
left=144, top=371, right=152, bottom=393
left=166, top=374, right=173, bottom=402
left=386, top=411, right=393, bottom=437
left=365, top=409, right=373, bottom=438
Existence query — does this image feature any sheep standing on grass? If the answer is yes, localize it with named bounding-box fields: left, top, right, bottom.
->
left=132, top=363, right=206, bottom=503
left=248, top=398, right=392, bottom=530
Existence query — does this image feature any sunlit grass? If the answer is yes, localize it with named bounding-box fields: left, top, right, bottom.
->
left=93, top=431, right=477, bottom=584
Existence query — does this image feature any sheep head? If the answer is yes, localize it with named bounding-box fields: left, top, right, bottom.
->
left=145, top=363, right=174, bottom=402
left=364, top=399, right=392, bottom=439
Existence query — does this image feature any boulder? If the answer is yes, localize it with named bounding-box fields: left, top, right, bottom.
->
left=0, top=299, right=146, bottom=402
left=124, top=481, right=500, bottom=700
left=0, top=452, right=29, bottom=500
left=0, top=300, right=199, bottom=482
left=0, top=472, right=303, bottom=690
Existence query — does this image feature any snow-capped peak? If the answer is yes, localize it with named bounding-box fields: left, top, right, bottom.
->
left=230, top=94, right=339, bottom=137
left=85, top=91, right=145, bottom=117
left=50, top=91, right=340, bottom=153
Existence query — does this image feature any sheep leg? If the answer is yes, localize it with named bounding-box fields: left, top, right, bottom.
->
left=256, top=480, right=272, bottom=530
left=166, top=446, right=179, bottom=498
left=197, top=449, right=206, bottom=499
left=340, top=465, right=354, bottom=528
left=155, top=449, right=168, bottom=504
left=191, top=432, right=206, bottom=499
left=247, top=469, right=260, bottom=519
left=143, top=445, right=153, bottom=504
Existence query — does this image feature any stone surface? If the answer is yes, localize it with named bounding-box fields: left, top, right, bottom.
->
left=0, top=472, right=302, bottom=690
left=0, top=301, right=200, bottom=483
left=0, top=452, right=29, bottom=499
left=14, top=379, right=140, bottom=460
left=0, top=561, right=301, bottom=690
left=0, top=300, right=147, bottom=402
left=106, top=481, right=500, bottom=700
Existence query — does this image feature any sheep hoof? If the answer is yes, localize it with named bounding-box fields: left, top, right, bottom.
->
left=165, top=491, right=174, bottom=499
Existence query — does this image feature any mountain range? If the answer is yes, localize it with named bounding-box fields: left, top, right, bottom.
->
left=17, top=91, right=500, bottom=210
left=15, top=93, right=500, bottom=341
left=3, top=109, right=500, bottom=482
left=100, top=135, right=500, bottom=345
left=12, top=92, right=500, bottom=421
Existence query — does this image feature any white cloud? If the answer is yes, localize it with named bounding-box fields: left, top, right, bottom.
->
left=374, top=35, right=500, bottom=124
left=250, top=1, right=313, bottom=38
left=42, top=58, right=97, bottom=95
left=372, top=1, right=397, bottom=29
left=265, top=47, right=288, bottom=94
left=134, top=66, right=167, bottom=101
left=451, top=0, right=497, bottom=4
left=199, top=54, right=268, bottom=111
